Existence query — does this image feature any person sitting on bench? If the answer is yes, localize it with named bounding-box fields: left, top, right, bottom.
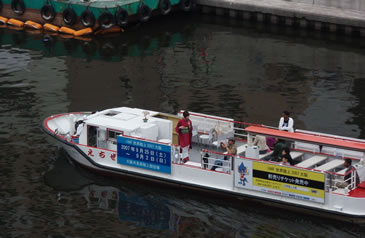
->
left=211, top=137, right=237, bottom=171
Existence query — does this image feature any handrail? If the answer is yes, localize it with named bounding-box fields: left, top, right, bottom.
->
left=179, top=110, right=263, bottom=127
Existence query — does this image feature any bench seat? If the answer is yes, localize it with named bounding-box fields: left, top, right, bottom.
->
left=290, top=151, right=304, bottom=160
left=316, top=159, right=343, bottom=171
left=296, top=155, right=327, bottom=168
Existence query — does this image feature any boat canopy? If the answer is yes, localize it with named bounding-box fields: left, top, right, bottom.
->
left=245, top=126, right=365, bottom=152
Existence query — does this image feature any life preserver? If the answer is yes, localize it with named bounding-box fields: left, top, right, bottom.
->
left=63, top=7, right=77, bottom=25
left=159, top=0, right=171, bottom=16
left=98, top=12, right=114, bottom=29
left=138, top=4, right=151, bottom=23
left=81, top=9, right=95, bottom=27
left=114, top=8, right=128, bottom=27
left=40, top=4, right=56, bottom=21
left=180, top=0, right=192, bottom=12
left=11, top=0, right=26, bottom=15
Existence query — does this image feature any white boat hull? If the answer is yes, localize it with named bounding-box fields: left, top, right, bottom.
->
left=42, top=108, right=365, bottom=222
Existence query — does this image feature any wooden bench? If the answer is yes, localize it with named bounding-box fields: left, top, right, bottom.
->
left=296, top=155, right=327, bottom=168
left=315, top=159, right=343, bottom=171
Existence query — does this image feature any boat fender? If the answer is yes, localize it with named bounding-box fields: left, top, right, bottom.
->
left=43, top=23, right=59, bottom=32
left=59, top=26, right=76, bottom=35
left=73, top=27, right=93, bottom=37
left=114, top=7, right=128, bottom=27
left=159, top=0, right=171, bottom=16
left=81, top=9, right=95, bottom=27
left=63, top=7, right=77, bottom=25
left=11, top=0, right=25, bottom=15
left=25, top=20, right=42, bottom=30
left=0, top=16, right=8, bottom=24
left=180, top=0, right=192, bottom=12
left=138, top=4, right=151, bottom=23
left=40, top=4, right=56, bottom=22
left=98, top=12, right=114, bottom=29
left=7, top=18, right=24, bottom=27
left=0, top=1, right=2, bottom=11
left=95, top=25, right=122, bottom=35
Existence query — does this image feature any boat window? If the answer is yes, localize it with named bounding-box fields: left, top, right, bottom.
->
left=104, top=111, right=121, bottom=117
left=108, top=130, right=123, bottom=141
left=88, top=125, right=98, bottom=147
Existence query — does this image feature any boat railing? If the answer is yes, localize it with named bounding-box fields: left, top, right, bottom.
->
left=326, top=170, right=360, bottom=195
left=181, top=110, right=263, bottom=141
left=201, top=150, right=234, bottom=173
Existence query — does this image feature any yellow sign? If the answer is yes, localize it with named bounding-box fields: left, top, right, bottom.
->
left=252, top=161, right=325, bottom=202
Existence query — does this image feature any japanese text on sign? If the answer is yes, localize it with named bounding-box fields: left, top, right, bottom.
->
left=117, top=136, right=171, bottom=174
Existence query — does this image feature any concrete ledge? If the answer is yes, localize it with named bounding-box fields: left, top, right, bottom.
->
left=196, top=0, right=365, bottom=28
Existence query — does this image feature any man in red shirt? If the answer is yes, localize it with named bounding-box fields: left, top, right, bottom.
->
left=175, top=111, right=193, bottom=163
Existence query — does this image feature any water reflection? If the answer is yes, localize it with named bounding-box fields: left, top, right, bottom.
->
left=43, top=149, right=365, bottom=237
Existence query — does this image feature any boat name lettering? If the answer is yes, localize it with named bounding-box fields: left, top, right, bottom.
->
left=88, top=149, right=94, bottom=157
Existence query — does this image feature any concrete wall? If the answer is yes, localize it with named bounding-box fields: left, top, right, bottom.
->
left=196, top=0, right=365, bottom=35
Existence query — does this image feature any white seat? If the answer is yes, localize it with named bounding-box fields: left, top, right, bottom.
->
left=316, top=159, right=343, bottom=171
left=199, top=134, right=210, bottom=144
left=259, top=151, right=273, bottom=159
left=296, top=155, right=327, bottom=168
left=294, top=142, right=320, bottom=153
left=290, top=151, right=304, bottom=160
left=236, top=144, right=247, bottom=155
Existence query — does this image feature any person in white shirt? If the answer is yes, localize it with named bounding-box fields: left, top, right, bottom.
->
left=278, top=111, right=294, bottom=132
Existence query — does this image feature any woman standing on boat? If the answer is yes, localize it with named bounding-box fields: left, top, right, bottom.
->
left=176, top=111, right=193, bottom=163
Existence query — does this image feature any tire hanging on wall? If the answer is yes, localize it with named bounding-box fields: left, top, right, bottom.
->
left=81, top=9, right=95, bottom=27
left=138, top=4, right=151, bottom=23
left=98, top=11, right=114, bottom=29
left=63, top=7, right=77, bottom=25
left=11, top=0, right=26, bottom=15
left=114, top=7, right=128, bottom=27
left=159, top=0, right=171, bottom=16
left=180, top=0, right=192, bottom=12
left=41, top=4, right=56, bottom=22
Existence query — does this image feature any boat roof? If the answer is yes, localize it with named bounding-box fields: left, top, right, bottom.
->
left=85, top=107, right=160, bottom=131
left=245, top=126, right=365, bottom=152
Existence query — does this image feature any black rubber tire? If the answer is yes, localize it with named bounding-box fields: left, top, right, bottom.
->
left=98, top=12, right=114, bottom=29
left=40, top=4, right=56, bottom=22
left=114, top=8, right=128, bottom=27
left=11, top=0, right=25, bottom=15
left=63, top=7, right=77, bottom=25
left=159, top=0, right=171, bottom=15
left=81, top=9, right=95, bottom=27
left=180, top=0, right=192, bottom=12
left=138, top=4, right=151, bottom=23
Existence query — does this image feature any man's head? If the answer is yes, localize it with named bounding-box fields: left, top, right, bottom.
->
left=228, top=137, right=236, bottom=145
left=283, top=110, right=290, bottom=119
left=344, top=159, right=352, bottom=168
left=183, top=111, right=190, bottom=119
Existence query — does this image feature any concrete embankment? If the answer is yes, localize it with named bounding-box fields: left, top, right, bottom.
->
left=195, top=0, right=365, bottom=36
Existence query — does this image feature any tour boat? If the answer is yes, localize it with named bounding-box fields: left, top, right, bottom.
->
left=41, top=107, right=365, bottom=222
